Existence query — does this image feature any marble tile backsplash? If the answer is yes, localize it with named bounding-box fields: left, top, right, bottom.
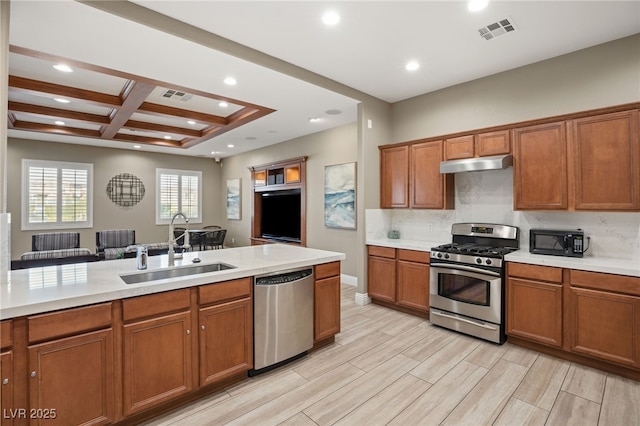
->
left=367, top=168, right=640, bottom=260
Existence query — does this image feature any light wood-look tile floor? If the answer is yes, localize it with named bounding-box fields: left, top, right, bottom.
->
left=144, top=284, right=640, bottom=426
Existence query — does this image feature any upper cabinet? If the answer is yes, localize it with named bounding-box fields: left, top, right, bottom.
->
left=380, top=140, right=454, bottom=210
left=444, top=130, right=511, bottom=160
left=250, top=157, right=306, bottom=190
left=514, top=109, right=639, bottom=212
left=569, top=110, right=640, bottom=211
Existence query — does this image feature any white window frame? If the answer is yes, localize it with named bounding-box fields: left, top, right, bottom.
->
left=156, top=168, right=202, bottom=225
left=21, top=159, right=94, bottom=231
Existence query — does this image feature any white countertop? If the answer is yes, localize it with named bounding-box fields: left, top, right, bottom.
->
left=367, top=238, right=640, bottom=277
left=1, top=244, right=346, bottom=319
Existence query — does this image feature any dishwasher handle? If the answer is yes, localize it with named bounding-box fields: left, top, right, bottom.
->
left=255, top=268, right=313, bottom=285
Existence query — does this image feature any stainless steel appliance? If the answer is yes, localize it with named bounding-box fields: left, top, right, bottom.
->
left=429, top=223, right=519, bottom=344
left=250, top=267, right=314, bottom=375
left=529, top=228, right=585, bottom=257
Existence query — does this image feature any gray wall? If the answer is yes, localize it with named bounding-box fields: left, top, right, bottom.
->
left=391, top=34, right=640, bottom=144
left=218, top=123, right=359, bottom=277
left=7, top=138, right=222, bottom=255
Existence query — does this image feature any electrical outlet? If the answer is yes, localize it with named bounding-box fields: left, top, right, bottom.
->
left=231, top=237, right=235, bottom=244
left=426, top=223, right=433, bottom=232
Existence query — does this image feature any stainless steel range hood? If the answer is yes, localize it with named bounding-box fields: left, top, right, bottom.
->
left=439, top=154, right=513, bottom=174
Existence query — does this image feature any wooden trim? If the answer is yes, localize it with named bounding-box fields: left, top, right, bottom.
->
left=507, top=262, right=563, bottom=283
left=0, top=320, right=11, bottom=350
left=367, top=245, right=396, bottom=259
left=397, top=249, right=430, bottom=263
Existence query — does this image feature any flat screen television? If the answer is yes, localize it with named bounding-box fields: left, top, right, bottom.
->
left=260, top=189, right=301, bottom=243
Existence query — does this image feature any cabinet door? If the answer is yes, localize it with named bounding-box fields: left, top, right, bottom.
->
left=315, top=276, right=341, bottom=341
left=570, top=110, right=640, bottom=210
left=199, top=298, right=252, bottom=386
left=411, top=140, right=453, bottom=209
left=1, top=351, right=13, bottom=426
left=123, top=311, right=192, bottom=416
left=396, top=260, right=430, bottom=312
left=477, top=130, right=511, bottom=156
left=444, top=135, right=474, bottom=160
left=28, top=329, right=114, bottom=425
left=513, top=122, right=568, bottom=210
left=567, top=287, right=640, bottom=367
left=380, top=145, right=409, bottom=208
left=368, top=256, right=397, bottom=303
left=506, top=278, right=563, bottom=348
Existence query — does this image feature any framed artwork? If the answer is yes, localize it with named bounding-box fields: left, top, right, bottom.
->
left=106, top=173, right=145, bottom=207
left=226, top=178, right=241, bottom=220
left=324, top=162, right=356, bottom=229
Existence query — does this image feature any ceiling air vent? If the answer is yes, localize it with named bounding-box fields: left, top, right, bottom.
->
left=160, top=89, right=193, bottom=102
left=478, top=17, right=517, bottom=40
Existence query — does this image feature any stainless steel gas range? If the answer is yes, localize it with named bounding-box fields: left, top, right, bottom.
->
left=429, top=223, right=519, bottom=344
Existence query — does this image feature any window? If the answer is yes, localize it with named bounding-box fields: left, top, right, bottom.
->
left=22, top=159, right=93, bottom=230
left=156, top=168, right=202, bottom=224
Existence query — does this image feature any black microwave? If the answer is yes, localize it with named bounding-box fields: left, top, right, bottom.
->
left=529, top=229, right=584, bottom=257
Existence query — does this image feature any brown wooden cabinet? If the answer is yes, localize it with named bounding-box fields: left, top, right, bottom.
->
left=26, top=303, right=115, bottom=425
left=444, top=135, right=474, bottom=160
left=513, top=121, right=568, bottom=210
left=380, top=141, right=454, bottom=210
left=506, top=262, right=563, bottom=348
left=567, top=270, right=640, bottom=368
left=380, top=145, right=410, bottom=208
left=122, top=290, right=193, bottom=416
left=198, top=278, right=253, bottom=386
left=1, top=320, right=13, bottom=426
left=444, top=130, right=510, bottom=160
left=314, top=262, right=341, bottom=342
left=367, top=246, right=430, bottom=316
left=569, top=110, right=640, bottom=211
left=396, top=249, right=430, bottom=312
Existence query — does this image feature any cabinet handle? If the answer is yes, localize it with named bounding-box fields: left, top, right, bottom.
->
left=31, top=371, right=36, bottom=378
left=201, top=325, right=205, bottom=330
left=186, top=329, right=191, bottom=335
left=2, top=378, right=8, bottom=385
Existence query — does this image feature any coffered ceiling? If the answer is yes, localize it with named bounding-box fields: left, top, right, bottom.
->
left=6, top=1, right=640, bottom=158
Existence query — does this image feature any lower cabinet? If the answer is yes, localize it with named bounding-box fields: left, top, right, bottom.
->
left=567, top=270, right=640, bottom=368
left=1, top=319, right=13, bottom=426
left=506, top=262, right=563, bottom=348
left=198, top=278, right=253, bottom=386
left=367, top=245, right=430, bottom=315
left=122, top=289, right=193, bottom=416
left=314, top=262, right=341, bottom=342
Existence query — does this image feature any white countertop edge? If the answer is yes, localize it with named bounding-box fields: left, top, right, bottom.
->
left=366, top=238, right=440, bottom=252
left=1, top=245, right=346, bottom=319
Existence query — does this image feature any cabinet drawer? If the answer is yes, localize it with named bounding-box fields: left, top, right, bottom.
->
left=397, top=249, right=430, bottom=264
left=570, top=270, right=640, bottom=296
left=1, top=320, right=11, bottom=349
left=123, top=289, right=191, bottom=322
left=315, top=261, right=340, bottom=280
left=28, top=302, right=112, bottom=343
left=507, top=262, right=562, bottom=283
left=368, top=245, right=396, bottom=259
left=199, top=278, right=252, bottom=306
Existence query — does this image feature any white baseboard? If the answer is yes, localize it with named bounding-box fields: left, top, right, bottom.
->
left=354, top=292, right=371, bottom=306
left=340, top=274, right=357, bottom=287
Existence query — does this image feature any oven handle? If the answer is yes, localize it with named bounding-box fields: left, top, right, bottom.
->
left=430, top=263, right=501, bottom=277
left=430, top=310, right=498, bottom=330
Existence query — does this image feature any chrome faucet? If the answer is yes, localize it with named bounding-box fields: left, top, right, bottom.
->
left=168, top=212, right=190, bottom=266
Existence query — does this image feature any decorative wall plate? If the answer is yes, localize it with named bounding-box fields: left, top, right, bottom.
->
left=106, top=173, right=145, bottom=207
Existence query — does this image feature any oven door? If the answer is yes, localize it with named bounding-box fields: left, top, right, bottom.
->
left=429, top=264, right=502, bottom=324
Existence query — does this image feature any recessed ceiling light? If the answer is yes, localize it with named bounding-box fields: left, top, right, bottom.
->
left=187, top=120, right=196, bottom=125
left=405, top=61, right=420, bottom=71
left=227, top=144, right=235, bottom=148
left=53, top=64, right=73, bottom=73
left=54, top=98, right=70, bottom=104
left=54, top=120, right=65, bottom=126
left=468, top=0, right=489, bottom=12
left=133, top=145, right=142, bottom=149
left=245, top=136, right=256, bottom=141
left=309, top=117, right=321, bottom=122
left=163, top=135, right=172, bottom=140
left=224, top=77, right=237, bottom=86
left=325, top=109, right=342, bottom=115
left=218, top=102, right=229, bottom=108
left=322, top=10, right=340, bottom=26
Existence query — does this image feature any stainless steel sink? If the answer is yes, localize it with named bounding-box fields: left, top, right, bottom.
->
left=120, top=262, right=236, bottom=284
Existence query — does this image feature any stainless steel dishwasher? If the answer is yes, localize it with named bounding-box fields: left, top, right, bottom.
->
left=250, top=267, right=314, bottom=375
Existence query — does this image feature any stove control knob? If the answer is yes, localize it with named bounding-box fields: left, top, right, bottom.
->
left=486, top=259, right=492, bottom=265
left=444, top=254, right=450, bottom=259
left=476, top=258, right=482, bottom=264
left=436, top=253, right=443, bottom=258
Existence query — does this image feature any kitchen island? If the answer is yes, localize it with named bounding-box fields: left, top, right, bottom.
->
left=0, top=244, right=345, bottom=425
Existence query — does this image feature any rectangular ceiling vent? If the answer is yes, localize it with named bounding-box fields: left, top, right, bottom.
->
left=478, top=17, right=517, bottom=40
left=160, top=89, right=193, bottom=102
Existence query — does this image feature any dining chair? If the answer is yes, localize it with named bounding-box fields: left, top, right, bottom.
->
left=202, top=229, right=226, bottom=250
left=203, top=225, right=221, bottom=229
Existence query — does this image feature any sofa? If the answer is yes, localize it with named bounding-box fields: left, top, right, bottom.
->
left=13, top=232, right=97, bottom=269
left=96, top=229, right=172, bottom=260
